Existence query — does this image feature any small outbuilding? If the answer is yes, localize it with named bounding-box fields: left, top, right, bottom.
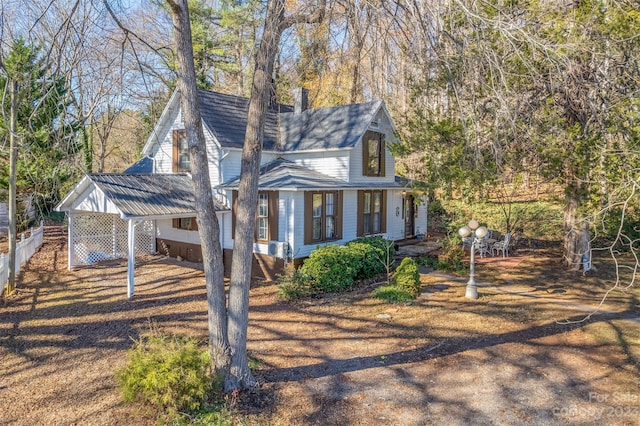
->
left=55, top=173, right=228, bottom=297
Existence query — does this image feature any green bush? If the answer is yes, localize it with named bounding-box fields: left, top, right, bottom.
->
left=373, top=285, right=416, bottom=302
left=349, top=236, right=396, bottom=260
left=438, top=249, right=466, bottom=273
left=344, top=242, right=385, bottom=280
left=392, top=257, right=421, bottom=297
left=286, top=237, right=397, bottom=298
left=277, top=263, right=312, bottom=300
left=116, top=330, right=216, bottom=416
left=300, top=244, right=359, bottom=292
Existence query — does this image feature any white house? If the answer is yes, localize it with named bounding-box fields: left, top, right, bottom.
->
left=56, top=88, right=427, bottom=294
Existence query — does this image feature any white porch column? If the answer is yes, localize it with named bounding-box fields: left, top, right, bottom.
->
left=67, top=213, right=73, bottom=270
left=151, top=220, right=157, bottom=253
left=127, top=219, right=137, bottom=298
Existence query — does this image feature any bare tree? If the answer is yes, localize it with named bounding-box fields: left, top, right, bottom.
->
left=164, top=0, right=326, bottom=391
left=227, top=0, right=325, bottom=391
left=164, top=0, right=233, bottom=381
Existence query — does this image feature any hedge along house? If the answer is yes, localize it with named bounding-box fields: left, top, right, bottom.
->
left=56, top=88, right=427, bottom=297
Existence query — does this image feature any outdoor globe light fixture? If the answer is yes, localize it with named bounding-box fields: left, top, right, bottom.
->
left=459, top=219, right=488, bottom=300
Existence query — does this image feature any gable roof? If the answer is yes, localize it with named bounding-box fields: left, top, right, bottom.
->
left=219, top=158, right=406, bottom=191
left=278, top=101, right=383, bottom=151
left=198, top=90, right=293, bottom=150
left=56, top=174, right=228, bottom=219
left=124, top=156, right=153, bottom=174
left=146, top=89, right=389, bottom=153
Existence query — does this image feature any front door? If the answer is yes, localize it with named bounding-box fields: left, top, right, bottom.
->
left=404, top=195, right=415, bottom=238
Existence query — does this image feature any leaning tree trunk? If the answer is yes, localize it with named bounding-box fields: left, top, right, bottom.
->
left=226, top=0, right=287, bottom=392
left=563, top=182, right=590, bottom=271
left=226, top=0, right=326, bottom=391
left=7, top=79, right=18, bottom=295
left=166, top=0, right=231, bottom=376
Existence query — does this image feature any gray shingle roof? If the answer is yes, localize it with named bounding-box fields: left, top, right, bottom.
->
left=198, top=90, right=292, bottom=150
left=197, top=89, right=382, bottom=152
left=219, top=158, right=406, bottom=191
left=123, top=156, right=153, bottom=174
left=87, top=174, right=227, bottom=218
left=278, top=101, right=382, bottom=151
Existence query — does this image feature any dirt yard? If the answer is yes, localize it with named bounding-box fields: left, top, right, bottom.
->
left=1, top=225, right=639, bottom=425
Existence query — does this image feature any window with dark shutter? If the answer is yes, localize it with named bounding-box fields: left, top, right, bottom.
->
left=357, top=190, right=387, bottom=236
left=362, top=131, right=385, bottom=177
left=304, top=191, right=342, bottom=244
left=173, top=217, right=198, bottom=231
left=173, top=130, right=190, bottom=173
left=232, top=190, right=279, bottom=242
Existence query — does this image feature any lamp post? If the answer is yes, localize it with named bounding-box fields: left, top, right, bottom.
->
left=458, top=219, right=488, bottom=300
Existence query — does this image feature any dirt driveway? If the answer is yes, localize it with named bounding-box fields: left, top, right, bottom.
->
left=1, top=225, right=639, bottom=425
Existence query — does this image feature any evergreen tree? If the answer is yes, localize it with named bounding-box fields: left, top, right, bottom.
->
left=0, top=38, right=78, bottom=223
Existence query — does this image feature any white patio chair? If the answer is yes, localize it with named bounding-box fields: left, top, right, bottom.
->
left=473, top=238, right=489, bottom=258
left=491, top=233, right=511, bottom=258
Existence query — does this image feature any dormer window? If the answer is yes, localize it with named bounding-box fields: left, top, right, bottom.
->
left=363, top=130, right=385, bottom=177
left=173, top=130, right=190, bottom=172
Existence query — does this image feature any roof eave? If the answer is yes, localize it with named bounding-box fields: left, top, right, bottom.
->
left=141, top=89, right=180, bottom=155
left=55, top=175, right=92, bottom=212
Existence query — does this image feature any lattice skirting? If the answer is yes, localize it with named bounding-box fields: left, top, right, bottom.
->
left=70, top=213, right=155, bottom=267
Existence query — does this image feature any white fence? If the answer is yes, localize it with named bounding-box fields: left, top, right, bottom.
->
left=0, top=221, right=44, bottom=294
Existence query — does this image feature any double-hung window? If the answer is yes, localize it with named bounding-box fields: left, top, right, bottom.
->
left=257, top=193, right=269, bottom=241
left=305, top=191, right=342, bottom=244
left=362, top=131, right=385, bottom=177
left=231, top=190, right=278, bottom=242
left=358, top=190, right=386, bottom=236
left=173, top=130, right=190, bottom=173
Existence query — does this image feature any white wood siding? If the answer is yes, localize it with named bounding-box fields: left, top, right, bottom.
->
left=386, top=189, right=405, bottom=241
left=71, top=185, right=120, bottom=215
left=149, top=106, right=180, bottom=173
left=416, top=194, right=428, bottom=237
left=149, top=107, right=221, bottom=184
left=156, top=218, right=202, bottom=244
left=280, top=151, right=351, bottom=181
left=220, top=150, right=278, bottom=184
left=221, top=211, right=234, bottom=250
left=349, top=109, right=396, bottom=184
left=156, top=211, right=228, bottom=247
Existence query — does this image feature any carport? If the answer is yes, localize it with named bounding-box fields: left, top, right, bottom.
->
left=56, top=173, right=224, bottom=298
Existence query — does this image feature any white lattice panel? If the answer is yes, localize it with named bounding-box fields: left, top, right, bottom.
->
left=70, top=213, right=154, bottom=267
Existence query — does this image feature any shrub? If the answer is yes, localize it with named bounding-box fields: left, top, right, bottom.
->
left=116, top=330, right=216, bottom=416
left=438, top=247, right=466, bottom=273
left=300, top=244, right=359, bottom=292
left=373, top=285, right=416, bottom=302
left=277, top=263, right=312, bottom=300
left=392, top=257, right=421, bottom=297
left=349, top=236, right=396, bottom=259
left=344, top=242, right=385, bottom=280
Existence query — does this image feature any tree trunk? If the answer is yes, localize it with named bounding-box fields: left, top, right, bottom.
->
left=563, top=182, right=590, bottom=271
left=166, top=0, right=231, bottom=376
left=226, top=0, right=287, bottom=392
left=7, top=79, right=18, bottom=295
left=226, top=0, right=325, bottom=390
